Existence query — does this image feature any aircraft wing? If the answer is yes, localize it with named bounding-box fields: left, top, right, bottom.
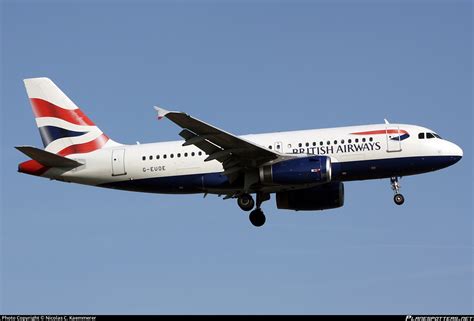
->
left=154, top=106, right=280, bottom=181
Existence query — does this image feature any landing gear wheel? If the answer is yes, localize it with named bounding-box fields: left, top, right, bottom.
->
left=237, top=194, right=255, bottom=211
left=249, top=209, right=266, bottom=227
left=390, top=177, right=405, bottom=206
left=394, top=193, right=405, bottom=205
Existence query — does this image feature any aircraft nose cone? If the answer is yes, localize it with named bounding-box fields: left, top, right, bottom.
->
left=448, top=155, right=462, bottom=166
left=447, top=142, right=462, bottom=166
left=453, top=144, right=463, bottom=158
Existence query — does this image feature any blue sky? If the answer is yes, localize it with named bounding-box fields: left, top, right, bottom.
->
left=1, top=0, right=472, bottom=314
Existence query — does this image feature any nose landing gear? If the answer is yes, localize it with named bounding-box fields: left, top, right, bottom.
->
left=390, top=176, right=405, bottom=205
left=237, top=192, right=269, bottom=227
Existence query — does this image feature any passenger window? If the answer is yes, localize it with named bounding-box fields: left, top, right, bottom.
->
left=312, top=142, right=316, bottom=146
left=418, top=133, right=425, bottom=139
left=320, top=141, right=323, bottom=146
left=276, top=144, right=281, bottom=149
left=191, top=152, right=195, bottom=156
left=369, top=137, right=373, bottom=142
left=333, top=140, right=337, bottom=145
left=427, top=133, right=435, bottom=139
left=177, top=153, right=181, bottom=158
left=341, top=139, right=345, bottom=144
left=327, top=141, right=330, bottom=145
left=298, top=143, right=302, bottom=147
left=184, top=153, right=188, bottom=157
left=142, top=156, right=146, bottom=161
left=163, top=154, right=167, bottom=159
left=355, top=138, right=359, bottom=143
left=156, top=155, right=160, bottom=160
left=348, top=139, right=352, bottom=144
left=198, top=151, right=202, bottom=156
left=305, top=142, right=309, bottom=147
left=170, top=154, right=174, bottom=158
left=268, top=145, right=272, bottom=149
left=149, top=156, right=153, bottom=160
left=362, top=138, right=366, bottom=143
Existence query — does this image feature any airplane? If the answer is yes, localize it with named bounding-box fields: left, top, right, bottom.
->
left=16, top=78, right=463, bottom=227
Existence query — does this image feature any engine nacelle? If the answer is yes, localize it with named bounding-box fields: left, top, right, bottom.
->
left=259, top=156, right=332, bottom=185
left=276, top=182, right=344, bottom=211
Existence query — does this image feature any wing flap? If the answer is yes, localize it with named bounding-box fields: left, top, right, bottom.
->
left=156, top=106, right=278, bottom=166
left=179, top=129, right=221, bottom=155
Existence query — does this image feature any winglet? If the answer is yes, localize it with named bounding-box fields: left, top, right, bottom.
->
left=154, top=106, right=170, bottom=120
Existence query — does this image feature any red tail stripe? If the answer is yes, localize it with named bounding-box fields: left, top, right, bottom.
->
left=351, top=129, right=408, bottom=135
left=57, top=133, right=109, bottom=156
left=18, top=159, right=49, bottom=176
left=30, top=98, right=96, bottom=126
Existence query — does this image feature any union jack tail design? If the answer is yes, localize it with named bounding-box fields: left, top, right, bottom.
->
left=24, top=78, right=118, bottom=156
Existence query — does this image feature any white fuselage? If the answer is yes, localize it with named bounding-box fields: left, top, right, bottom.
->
left=42, top=123, right=462, bottom=194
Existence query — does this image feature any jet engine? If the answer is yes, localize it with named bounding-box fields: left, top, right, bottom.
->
left=259, top=156, right=331, bottom=185
left=276, top=182, right=344, bottom=211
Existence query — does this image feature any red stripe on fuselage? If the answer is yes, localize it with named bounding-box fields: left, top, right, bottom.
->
left=30, top=98, right=96, bottom=126
left=57, top=133, right=109, bottom=156
left=351, top=129, right=408, bottom=135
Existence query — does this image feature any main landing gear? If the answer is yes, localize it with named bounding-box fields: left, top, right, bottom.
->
left=390, top=176, right=405, bottom=205
left=237, top=193, right=254, bottom=211
left=237, top=192, right=270, bottom=227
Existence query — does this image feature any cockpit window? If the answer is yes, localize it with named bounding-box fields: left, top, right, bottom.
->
left=418, top=132, right=442, bottom=139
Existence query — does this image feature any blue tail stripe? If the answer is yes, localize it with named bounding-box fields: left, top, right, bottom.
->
left=38, top=126, right=87, bottom=147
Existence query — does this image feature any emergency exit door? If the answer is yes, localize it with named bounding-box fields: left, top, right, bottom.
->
left=386, top=126, right=402, bottom=152
left=112, top=149, right=126, bottom=176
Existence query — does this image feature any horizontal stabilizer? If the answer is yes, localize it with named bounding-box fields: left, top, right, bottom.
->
left=15, top=146, right=83, bottom=168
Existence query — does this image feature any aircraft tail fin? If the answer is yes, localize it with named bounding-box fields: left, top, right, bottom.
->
left=23, top=77, right=117, bottom=156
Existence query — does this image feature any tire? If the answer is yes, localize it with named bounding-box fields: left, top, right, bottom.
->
left=238, top=194, right=255, bottom=211
left=394, top=194, right=405, bottom=205
left=249, top=209, right=266, bottom=227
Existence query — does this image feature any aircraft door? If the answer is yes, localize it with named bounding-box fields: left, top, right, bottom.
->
left=386, top=126, right=402, bottom=152
left=274, top=141, right=283, bottom=153
left=112, top=149, right=127, bottom=176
